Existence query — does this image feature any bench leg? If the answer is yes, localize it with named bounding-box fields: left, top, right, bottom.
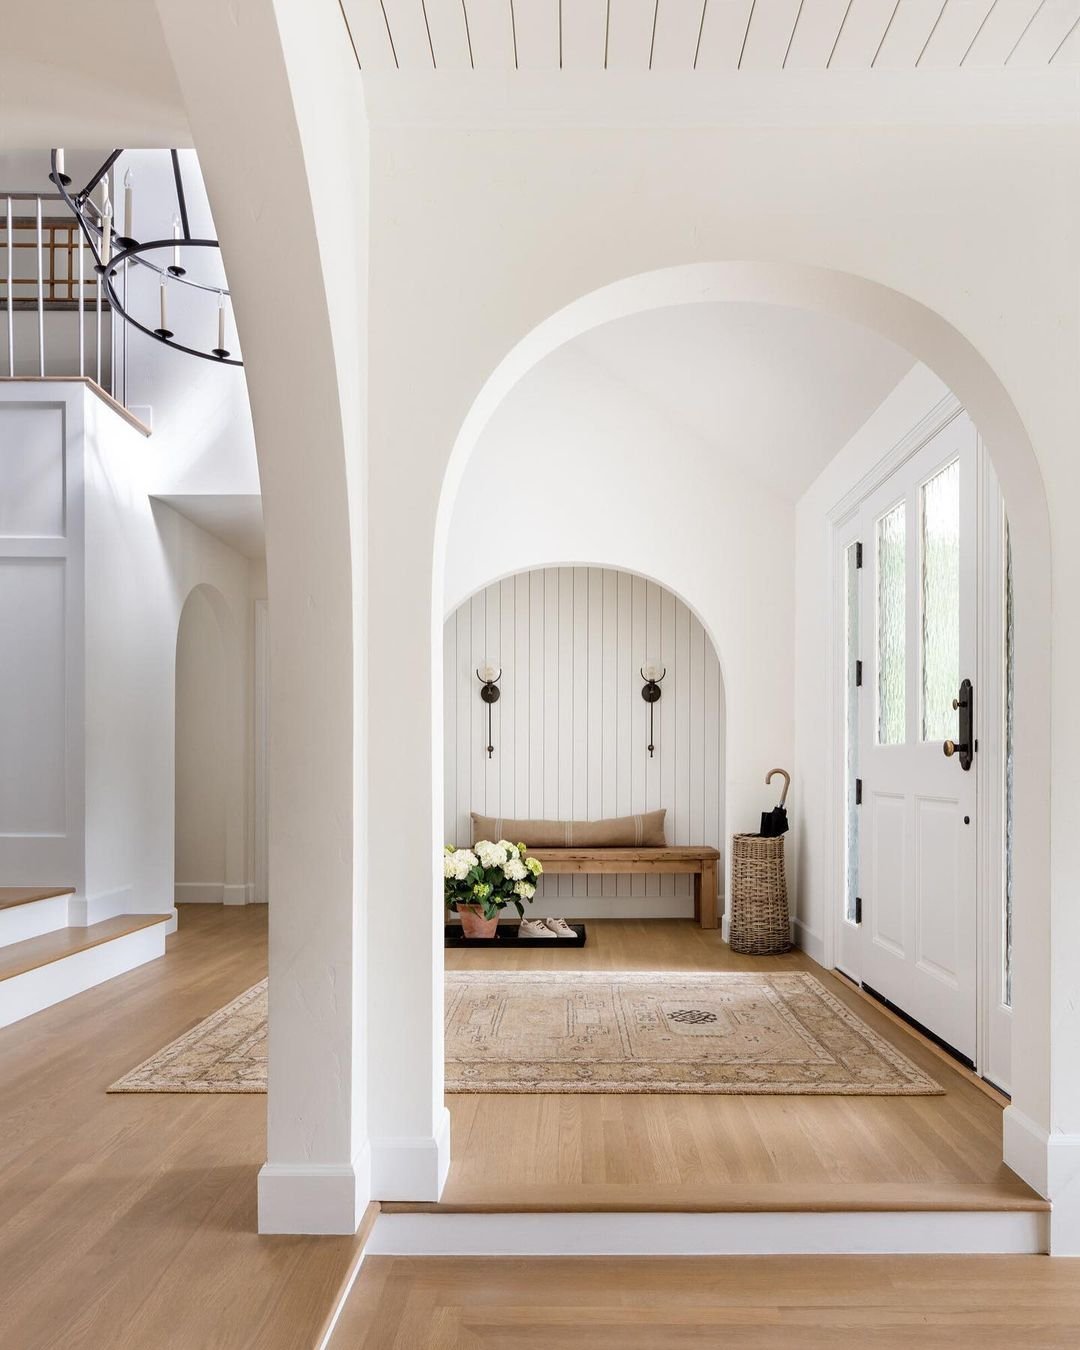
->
left=698, top=860, right=718, bottom=930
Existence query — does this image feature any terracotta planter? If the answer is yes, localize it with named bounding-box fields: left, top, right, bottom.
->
left=457, top=905, right=499, bottom=939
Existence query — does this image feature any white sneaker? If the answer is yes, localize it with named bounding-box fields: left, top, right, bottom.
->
left=517, top=918, right=551, bottom=939
left=544, top=917, right=577, bottom=939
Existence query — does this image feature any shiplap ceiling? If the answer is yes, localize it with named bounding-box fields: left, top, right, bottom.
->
left=340, top=0, right=1080, bottom=71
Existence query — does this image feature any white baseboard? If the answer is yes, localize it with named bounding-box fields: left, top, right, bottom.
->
left=1004, top=1105, right=1080, bottom=1254
left=0, top=919, right=168, bottom=1029
left=222, top=884, right=248, bottom=906
left=258, top=1149, right=371, bottom=1235
left=1004, top=1105, right=1050, bottom=1195
left=368, top=1209, right=1046, bottom=1256
left=70, top=885, right=133, bottom=925
left=175, top=882, right=224, bottom=904
left=0, top=893, right=69, bottom=946
left=370, top=1108, right=452, bottom=1200
left=792, top=916, right=825, bottom=962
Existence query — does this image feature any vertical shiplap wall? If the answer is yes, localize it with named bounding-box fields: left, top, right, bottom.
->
left=443, top=566, right=724, bottom=918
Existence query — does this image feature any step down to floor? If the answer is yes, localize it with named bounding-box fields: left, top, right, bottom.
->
left=0, top=914, right=171, bottom=1028
left=0, top=887, right=76, bottom=945
left=0, top=886, right=76, bottom=911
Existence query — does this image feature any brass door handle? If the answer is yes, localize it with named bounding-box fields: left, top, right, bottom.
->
left=943, top=740, right=957, bottom=758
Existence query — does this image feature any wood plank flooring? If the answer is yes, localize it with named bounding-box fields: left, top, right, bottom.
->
left=441, top=920, right=1036, bottom=1211
left=0, top=906, right=1050, bottom=1349
left=332, top=1254, right=1080, bottom=1349
left=0, top=905, right=366, bottom=1350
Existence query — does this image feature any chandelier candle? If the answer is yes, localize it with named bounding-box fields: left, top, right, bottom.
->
left=218, top=293, right=225, bottom=351
left=123, top=168, right=134, bottom=242
left=55, top=148, right=64, bottom=179
left=172, top=216, right=181, bottom=268
left=159, top=276, right=168, bottom=332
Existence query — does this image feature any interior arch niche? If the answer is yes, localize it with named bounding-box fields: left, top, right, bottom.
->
left=174, top=582, right=243, bottom=908
left=444, top=564, right=726, bottom=920
left=432, top=260, right=1052, bottom=1187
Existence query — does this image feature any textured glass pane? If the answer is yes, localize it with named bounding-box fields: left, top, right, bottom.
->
left=921, top=459, right=960, bottom=742
left=1004, top=525, right=1014, bottom=1007
left=845, top=542, right=860, bottom=923
left=877, top=503, right=906, bottom=745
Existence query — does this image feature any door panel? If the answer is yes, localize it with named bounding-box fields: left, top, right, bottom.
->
left=869, top=792, right=905, bottom=955
left=856, top=415, right=978, bottom=1061
left=914, top=795, right=961, bottom=987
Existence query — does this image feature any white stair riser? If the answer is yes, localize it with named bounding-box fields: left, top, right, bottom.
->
left=0, top=895, right=69, bottom=947
left=369, top=1210, right=1047, bottom=1257
left=0, top=923, right=168, bottom=1029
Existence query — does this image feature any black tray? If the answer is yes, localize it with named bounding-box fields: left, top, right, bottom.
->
left=444, top=922, right=587, bottom=948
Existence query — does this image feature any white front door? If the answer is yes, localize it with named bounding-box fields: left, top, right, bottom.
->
left=856, top=416, right=978, bottom=1062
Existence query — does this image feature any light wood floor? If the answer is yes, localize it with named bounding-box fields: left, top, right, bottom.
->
left=438, top=920, right=1039, bottom=1213
left=0, top=905, right=367, bottom=1350
left=333, top=1254, right=1080, bottom=1349
left=0, top=907, right=1048, bottom=1349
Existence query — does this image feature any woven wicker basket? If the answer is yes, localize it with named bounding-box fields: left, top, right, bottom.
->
left=729, top=833, right=791, bottom=955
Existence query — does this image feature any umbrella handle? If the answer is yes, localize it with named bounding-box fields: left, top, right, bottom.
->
left=765, top=767, right=791, bottom=806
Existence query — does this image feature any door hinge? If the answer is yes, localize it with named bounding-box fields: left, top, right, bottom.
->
left=855, top=777, right=862, bottom=805
left=855, top=659, right=863, bottom=687
left=855, top=541, right=863, bottom=569
left=854, top=895, right=863, bottom=924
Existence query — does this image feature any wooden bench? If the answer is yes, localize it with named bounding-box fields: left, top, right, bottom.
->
left=529, top=847, right=721, bottom=930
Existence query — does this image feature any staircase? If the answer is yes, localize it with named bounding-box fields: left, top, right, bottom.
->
left=0, top=889, right=170, bottom=1028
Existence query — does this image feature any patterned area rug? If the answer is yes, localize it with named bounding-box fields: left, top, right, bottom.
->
left=110, top=971, right=941, bottom=1096
left=444, top=971, right=942, bottom=1095
left=109, top=979, right=267, bottom=1093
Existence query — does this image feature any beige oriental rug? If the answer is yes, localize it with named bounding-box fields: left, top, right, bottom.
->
left=111, top=970, right=941, bottom=1096
left=109, top=979, right=268, bottom=1094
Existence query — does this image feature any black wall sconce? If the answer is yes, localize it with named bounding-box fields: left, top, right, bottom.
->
left=477, top=659, right=502, bottom=758
left=641, top=658, right=666, bottom=758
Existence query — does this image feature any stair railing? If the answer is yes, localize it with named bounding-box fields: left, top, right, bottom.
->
left=2, top=191, right=120, bottom=401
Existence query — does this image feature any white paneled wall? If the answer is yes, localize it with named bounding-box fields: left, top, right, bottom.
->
left=444, top=566, right=724, bottom=918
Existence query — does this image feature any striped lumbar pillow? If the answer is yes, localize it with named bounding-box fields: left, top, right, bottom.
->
left=469, top=810, right=667, bottom=848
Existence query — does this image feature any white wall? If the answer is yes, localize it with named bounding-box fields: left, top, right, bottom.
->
left=445, top=566, right=723, bottom=919
left=0, top=382, right=257, bottom=921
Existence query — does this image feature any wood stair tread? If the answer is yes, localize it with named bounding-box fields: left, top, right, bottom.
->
left=0, top=887, right=75, bottom=912
left=383, top=1180, right=1050, bottom=1214
left=0, top=915, right=170, bottom=982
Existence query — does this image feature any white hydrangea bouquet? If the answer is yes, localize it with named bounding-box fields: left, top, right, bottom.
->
left=444, top=839, right=544, bottom=921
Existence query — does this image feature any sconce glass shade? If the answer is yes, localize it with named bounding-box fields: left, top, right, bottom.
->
left=641, top=657, right=665, bottom=682
left=477, top=657, right=501, bottom=683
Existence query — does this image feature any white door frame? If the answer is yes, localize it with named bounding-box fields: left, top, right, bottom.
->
left=822, top=393, right=1011, bottom=1084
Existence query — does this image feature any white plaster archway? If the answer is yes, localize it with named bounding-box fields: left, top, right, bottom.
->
left=429, top=260, right=1052, bottom=1211
left=174, top=582, right=247, bottom=908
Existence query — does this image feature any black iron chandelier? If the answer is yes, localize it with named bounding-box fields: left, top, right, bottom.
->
left=49, top=148, right=241, bottom=367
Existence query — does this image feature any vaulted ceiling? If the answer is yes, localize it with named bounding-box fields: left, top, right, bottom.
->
left=341, top=0, right=1080, bottom=71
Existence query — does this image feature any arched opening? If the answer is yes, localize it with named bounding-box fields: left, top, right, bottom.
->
left=171, top=580, right=253, bottom=917
left=445, top=564, right=726, bottom=922
left=427, top=261, right=1051, bottom=1207
left=175, top=585, right=229, bottom=907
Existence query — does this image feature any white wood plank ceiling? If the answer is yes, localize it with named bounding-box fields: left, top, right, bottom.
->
left=340, top=0, right=1080, bottom=70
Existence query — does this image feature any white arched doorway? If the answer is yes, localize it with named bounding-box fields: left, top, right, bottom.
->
left=404, top=261, right=1052, bottom=1217
left=174, top=583, right=247, bottom=910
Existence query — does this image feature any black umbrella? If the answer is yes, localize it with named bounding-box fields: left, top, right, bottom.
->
left=760, top=768, right=791, bottom=838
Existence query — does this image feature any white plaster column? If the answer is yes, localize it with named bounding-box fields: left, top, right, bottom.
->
left=156, top=0, right=370, bottom=1233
